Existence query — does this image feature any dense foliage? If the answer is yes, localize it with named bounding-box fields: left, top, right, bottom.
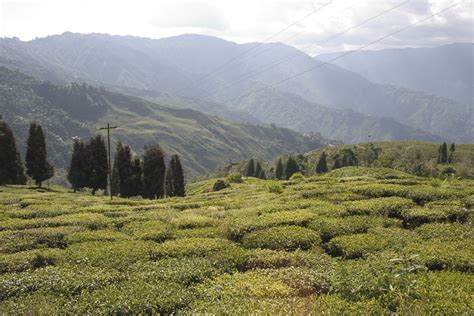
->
left=0, top=167, right=472, bottom=314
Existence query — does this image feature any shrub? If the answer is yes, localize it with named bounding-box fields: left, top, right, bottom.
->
left=122, top=220, right=173, bottom=242
left=309, top=216, right=401, bottom=242
left=128, top=257, right=220, bottom=285
left=170, top=214, right=217, bottom=229
left=0, top=265, right=123, bottom=300
left=65, top=229, right=131, bottom=243
left=401, top=203, right=470, bottom=227
left=267, top=181, right=283, bottom=194
left=327, top=228, right=417, bottom=259
left=244, top=248, right=330, bottom=270
left=0, top=249, right=63, bottom=273
left=241, top=226, right=321, bottom=250
left=152, top=238, right=248, bottom=271
left=342, top=197, right=414, bottom=217
left=227, top=210, right=316, bottom=241
left=61, top=240, right=156, bottom=271
left=66, top=280, right=196, bottom=315
left=415, top=223, right=473, bottom=241
left=226, top=172, right=243, bottom=183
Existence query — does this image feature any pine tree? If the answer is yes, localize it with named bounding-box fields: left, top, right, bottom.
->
left=258, top=169, right=267, bottom=180
left=254, top=161, right=263, bottom=178
left=315, top=151, right=328, bottom=174
left=170, top=154, right=185, bottom=197
left=275, top=158, right=284, bottom=180
left=84, top=135, right=108, bottom=195
left=285, top=156, right=300, bottom=180
left=0, top=121, right=26, bottom=185
left=245, top=159, right=255, bottom=177
left=438, top=142, right=448, bottom=164
left=67, top=138, right=87, bottom=192
left=448, top=143, right=455, bottom=163
left=130, top=157, right=143, bottom=196
left=116, top=143, right=133, bottom=198
left=110, top=142, right=122, bottom=197
left=341, top=149, right=358, bottom=167
left=142, top=144, right=166, bottom=199
left=25, top=122, right=54, bottom=187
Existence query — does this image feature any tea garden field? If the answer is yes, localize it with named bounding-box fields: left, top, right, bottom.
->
left=0, top=167, right=473, bottom=314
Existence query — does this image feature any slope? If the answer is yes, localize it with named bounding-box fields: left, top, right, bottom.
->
left=0, top=67, right=328, bottom=180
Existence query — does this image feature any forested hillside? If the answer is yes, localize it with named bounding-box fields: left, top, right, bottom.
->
left=0, top=67, right=328, bottom=180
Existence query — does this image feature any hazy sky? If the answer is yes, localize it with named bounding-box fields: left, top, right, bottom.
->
left=1, top=0, right=472, bottom=54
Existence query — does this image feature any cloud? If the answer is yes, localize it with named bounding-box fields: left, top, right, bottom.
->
left=149, top=1, right=229, bottom=31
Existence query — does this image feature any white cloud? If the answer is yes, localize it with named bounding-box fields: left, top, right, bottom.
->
left=0, top=0, right=471, bottom=54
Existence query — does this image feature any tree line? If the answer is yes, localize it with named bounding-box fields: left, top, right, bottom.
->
left=0, top=120, right=185, bottom=198
left=0, top=121, right=54, bottom=187
left=68, top=138, right=185, bottom=198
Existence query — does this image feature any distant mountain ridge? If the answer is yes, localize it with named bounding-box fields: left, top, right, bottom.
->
left=0, top=33, right=471, bottom=142
left=317, top=43, right=473, bottom=106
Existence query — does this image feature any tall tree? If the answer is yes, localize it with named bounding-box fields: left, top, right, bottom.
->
left=333, top=154, right=342, bottom=170
left=258, top=168, right=267, bottom=180
left=170, top=154, right=185, bottom=197
left=275, top=157, right=284, bottom=180
left=438, top=142, right=448, bottom=164
left=110, top=142, right=122, bottom=197
left=142, top=144, right=166, bottom=199
left=85, top=135, right=108, bottom=195
left=341, top=149, right=358, bottom=167
left=114, top=143, right=133, bottom=198
left=67, top=138, right=87, bottom=192
left=285, top=156, right=300, bottom=180
left=254, top=161, right=263, bottom=178
left=245, top=159, right=255, bottom=177
left=0, top=121, right=26, bottom=185
left=130, top=157, right=144, bottom=197
left=315, top=151, right=328, bottom=174
left=25, top=122, right=54, bottom=187
left=448, top=142, right=455, bottom=163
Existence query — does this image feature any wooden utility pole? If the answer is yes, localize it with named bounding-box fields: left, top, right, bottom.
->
left=98, top=123, right=118, bottom=200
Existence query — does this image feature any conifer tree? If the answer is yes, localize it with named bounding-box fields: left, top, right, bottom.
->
left=67, top=138, right=87, bottom=192
left=254, top=161, right=263, bottom=178
left=245, top=159, right=255, bottom=177
left=142, top=144, right=166, bottom=199
left=25, top=122, right=54, bottom=187
left=448, top=143, right=455, bottom=163
left=0, top=121, right=26, bottom=185
left=116, top=143, right=133, bottom=198
left=131, top=157, right=144, bottom=196
left=438, top=142, right=448, bottom=164
left=285, top=156, right=300, bottom=180
left=275, top=157, right=284, bottom=180
left=110, top=142, right=122, bottom=197
left=85, top=135, right=108, bottom=195
left=258, top=169, right=267, bottom=180
left=342, top=149, right=358, bottom=167
left=315, top=151, right=328, bottom=174
left=170, top=154, right=185, bottom=197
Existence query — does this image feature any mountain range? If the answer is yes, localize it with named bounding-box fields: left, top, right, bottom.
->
left=1, top=33, right=471, bottom=143
left=0, top=67, right=327, bottom=180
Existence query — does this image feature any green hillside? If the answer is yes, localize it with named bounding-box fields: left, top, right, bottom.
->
left=0, top=67, right=328, bottom=181
left=0, top=167, right=473, bottom=313
left=303, top=141, right=474, bottom=179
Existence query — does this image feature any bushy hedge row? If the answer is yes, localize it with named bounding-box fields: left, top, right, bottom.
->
left=241, top=226, right=321, bottom=251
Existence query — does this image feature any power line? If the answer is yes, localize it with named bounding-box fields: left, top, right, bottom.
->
left=203, top=0, right=410, bottom=99
left=202, top=2, right=360, bottom=82
left=234, top=0, right=465, bottom=103
left=173, top=1, right=332, bottom=95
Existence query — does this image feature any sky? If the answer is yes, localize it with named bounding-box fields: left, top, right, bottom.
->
left=0, top=0, right=472, bottom=55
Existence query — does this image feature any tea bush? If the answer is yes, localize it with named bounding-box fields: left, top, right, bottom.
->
left=241, top=226, right=321, bottom=250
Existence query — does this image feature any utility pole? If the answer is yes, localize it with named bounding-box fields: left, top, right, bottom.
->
left=98, top=123, right=118, bottom=200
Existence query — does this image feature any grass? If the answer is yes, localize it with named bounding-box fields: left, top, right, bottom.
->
left=0, top=166, right=473, bottom=314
